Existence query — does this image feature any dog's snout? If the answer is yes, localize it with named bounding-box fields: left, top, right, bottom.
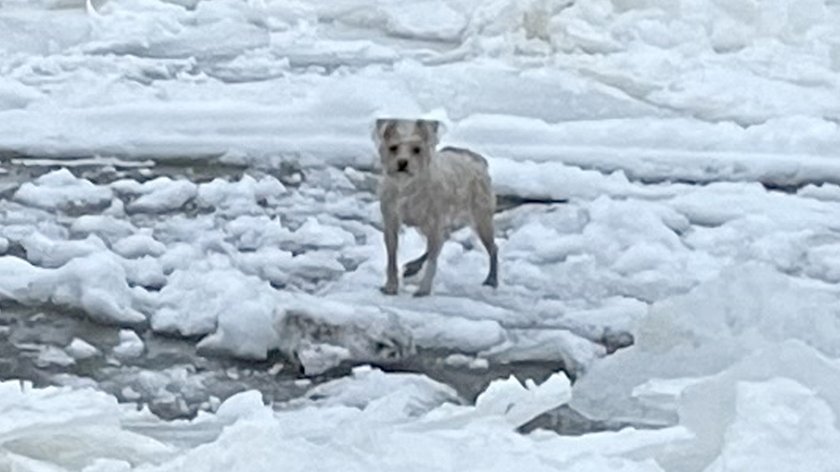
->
left=397, top=159, right=408, bottom=172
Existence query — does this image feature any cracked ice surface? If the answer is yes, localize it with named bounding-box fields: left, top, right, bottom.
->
left=1, top=0, right=840, bottom=470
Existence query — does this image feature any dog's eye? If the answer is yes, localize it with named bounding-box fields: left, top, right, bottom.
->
left=388, top=145, right=399, bottom=153
left=412, top=146, right=421, bottom=155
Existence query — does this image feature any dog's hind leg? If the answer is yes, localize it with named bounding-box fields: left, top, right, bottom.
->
left=403, top=252, right=428, bottom=278
left=474, top=212, right=498, bottom=288
left=414, top=233, right=443, bottom=297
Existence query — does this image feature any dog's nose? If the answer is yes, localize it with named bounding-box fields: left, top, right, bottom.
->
left=397, top=159, right=408, bottom=172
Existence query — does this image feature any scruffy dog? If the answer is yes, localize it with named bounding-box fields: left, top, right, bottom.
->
left=374, top=118, right=498, bottom=297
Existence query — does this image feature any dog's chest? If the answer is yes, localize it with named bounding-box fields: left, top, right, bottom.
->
left=396, top=188, right=470, bottom=231
left=398, top=194, right=433, bottom=228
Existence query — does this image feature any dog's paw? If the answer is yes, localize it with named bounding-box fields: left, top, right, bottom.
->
left=380, top=284, right=398, bottom=295
left=412, top=288, right=431, bottom=298
left=482, top=276, right=498, bottom=288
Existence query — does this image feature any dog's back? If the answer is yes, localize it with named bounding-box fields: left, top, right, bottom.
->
left=439, top=146, right=489, bottom=168
left=432, top=146, right=495, bottom=220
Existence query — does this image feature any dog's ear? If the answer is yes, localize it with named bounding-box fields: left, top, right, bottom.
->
left=416, top=120, right=440, bottom=147
left=374, top=119, right=397, bottom=144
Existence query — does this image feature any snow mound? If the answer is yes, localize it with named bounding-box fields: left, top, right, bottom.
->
left=14, top=169, right=112, bottom=211
left=0, top=381, right=172, bottom=469
left=298, top=365, right=460, bottom=418
left=113, top=177, right=198, bottom=213
left=274, top=303, right=415, bottom=375
left=571, top=262, right=840, bottom=425
left=0, top=253, right=145, bottom=325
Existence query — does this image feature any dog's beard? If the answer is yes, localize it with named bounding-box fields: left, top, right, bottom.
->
left=387, top=168, right=413, bottom=178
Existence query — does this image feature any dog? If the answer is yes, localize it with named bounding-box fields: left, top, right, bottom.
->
left=374, top=118, right=498, bottom=297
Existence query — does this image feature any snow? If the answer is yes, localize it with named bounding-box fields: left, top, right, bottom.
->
left=113, top=329, right=145, bottom=358
left=0, top=253, right=145, bottom=325
left=297, top=365, right=460, bottom=416
left=114, top=177, right=198, bottom=213
left=65, top=338, right=101, bottom=360
left=36, top=346, right=76, bottom=367
left=1, top=0, right=840, bottom=469
left=571, top=263, right=840, bottom=426
left=0, top=381, right=173, bottom=468
left=112, top=233, right=167, bottom=259
left=703, top=377, right=840, bottom=472
left=13, top=169, right=113, bottom=212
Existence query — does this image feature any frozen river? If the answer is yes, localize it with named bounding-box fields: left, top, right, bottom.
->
left=1, top=0, right=840, bottom=471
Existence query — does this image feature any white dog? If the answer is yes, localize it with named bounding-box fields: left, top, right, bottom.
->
left=374, top=118, right=498, bottom=296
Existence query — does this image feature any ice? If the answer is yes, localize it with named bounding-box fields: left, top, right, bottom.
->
left=0, top=371, right=676, bottom=471
left=642, top=340, right=840, bottom=471
left=479, top=329, right=605, bottom=374
left=702, top=378, right=840, bottom=472
left=470, top=373, right=572, bottom=428
left=0, top=254, right=145, bottom=325
left=112, top=233, right=167, bottom=259
left=36, top=346, right=76, bottom=367
left=2, top=355, right=837, bottom=471
left=273, top=304, right=415, bottom=374
left=0, top=381, right=172, bottom=469
left=113, top=330, right=145, bottom=358
left=298, top=365, right=459, bottom=417
left=20, top=232, right=107, bottom=269
left=0, top=77, right=43, bottom=110
left=444, top=354, right=489, bottom=370
left=2, top=0, right=837, bottom=182
left=65, top=338, right=100, bottom=360
left=114, top=177, right=198, bottom=213
left=196, top=175, right=286, bottom=214
left=571, top=263, right=840, bottom=425
left=151, top=267, right=276, bottom=340
left=70, top=215, right=139, bottom=245
left=2, top=0, right=840, bottom=468
left=13, top=169, right=112, bottom=212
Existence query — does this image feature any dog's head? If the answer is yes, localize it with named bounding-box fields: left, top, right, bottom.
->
left=373, top=118, right=439, bottom=180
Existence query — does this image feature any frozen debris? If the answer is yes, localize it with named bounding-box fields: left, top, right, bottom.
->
left=571, top=262, right=840, bottom=425
left=480, top=328, right=606, bottom=375
left=112, top=233, right=167, bottom=259
left=13, top=169, right=112, bottom=211
left=298, top=366, right=460, bottom=417
left=65, top=338, right=100, bottom=360
left=121, top=386, right=142, bottom=402
left=274, top=305, right=415, bottom=375
left=70, top=215, right=139, bottom=245
left=21, top=232, right=107, bottom=268
left=0, top=381, right=173, bottom=465
left=196, top=175, right=286, bottom=213
left=411, top=372, right=573, bottom=431
left=0, top=253, right=145, bottom=325
left=118, top=177, right=198, bottom=213
left=295, top=343, right=351, bottom=376
left=113, top=330, right=144, bottom=358
left=154, top=267, right=281, bottom=359
left=443, top=354, right=489, bottom=370
left=36, top=345, right=76, bottom=367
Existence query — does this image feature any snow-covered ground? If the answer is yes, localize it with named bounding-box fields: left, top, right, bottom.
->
left=2, top=0, right=840, bottom=470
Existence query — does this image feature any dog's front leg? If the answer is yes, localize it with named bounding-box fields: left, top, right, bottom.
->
left=414, top=230, right=443, bottom=297
left=381, top=214, right=400, bottom=295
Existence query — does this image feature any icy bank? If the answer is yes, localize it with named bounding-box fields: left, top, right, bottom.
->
left=3, top=356, right=839, bottom=471
left=1, top=0, right=840, bottom=187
